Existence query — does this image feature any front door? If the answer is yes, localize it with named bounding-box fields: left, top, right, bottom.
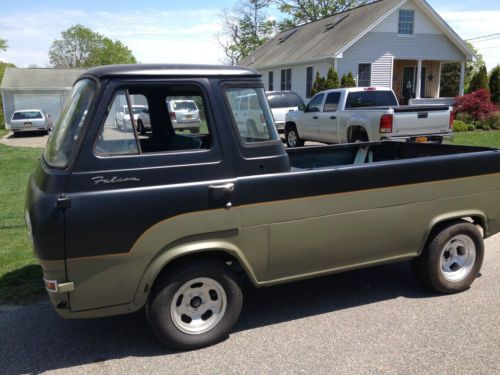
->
left=300, top=93, right=324, bottom=140
left=317, top=92, right=341, bottom=143
left=402, top=66, right=416, bottom=103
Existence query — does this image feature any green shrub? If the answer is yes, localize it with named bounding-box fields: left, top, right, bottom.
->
left=452, top=120, right=469, bottom=132
left=455, top=112, right=473, bottom=123
left=467, top=124, right=476, bottom=131
left=487, top=112, right=500, bottom=130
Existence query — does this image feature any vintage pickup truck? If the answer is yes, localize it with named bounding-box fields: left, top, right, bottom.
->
left=284, top=87, right=453, bottom=147
left=26, top=65, right=500, bottom=350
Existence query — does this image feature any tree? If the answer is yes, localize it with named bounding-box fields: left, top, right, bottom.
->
left=310, top=71, right=326, bottom=96
left=469, top=65, right=489, bottom=93
left=0, top=62, right=16, bottom=128
left=454, top=89, right=497, bottom=122
left=0, top=38, right=7, bottom=52
left=439, top=63, right=460, bottom=97
left=341, top=72, right=356, bottom=87
left=272, top=0, right=375, bottom=27
left=49, top=24, right=136, bottom=68
left=325, top=67, right=339, bottom=89
left=489, top=65, right=500, bottom=105
left=216, top=1, right=277, bottom=65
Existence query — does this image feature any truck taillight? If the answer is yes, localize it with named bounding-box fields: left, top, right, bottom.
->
left=380, top=114, right=393, bottom=133
left=449, top=111, right=454, bottom=129
left=170, top=112, right=176, bottom=120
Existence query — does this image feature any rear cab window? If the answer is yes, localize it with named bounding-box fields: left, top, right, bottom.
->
left=283, top=92, right=304, bottom=107
left=345, top=90, right=398, bottom=108
left=225, top=87, right=279, bottom=144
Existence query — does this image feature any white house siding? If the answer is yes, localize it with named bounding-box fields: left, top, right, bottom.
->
left=338, top=31, right=465, bottom=88
left=372, top=0, right=441, bottom=34
left=261, top=62, right=331, bottom=99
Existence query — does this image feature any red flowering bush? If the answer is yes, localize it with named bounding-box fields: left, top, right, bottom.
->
left=454, top=89, right=497, bottom=122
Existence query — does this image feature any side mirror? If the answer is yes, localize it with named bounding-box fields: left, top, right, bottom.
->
left=298, top=104, right=305, bottom=112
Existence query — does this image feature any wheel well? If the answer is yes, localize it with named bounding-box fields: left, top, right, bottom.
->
left=422, top=216, right=486, bottom=252
left=285, top=121, right=296, bottom=132
left=347, top=126, right=368, bottom=142
left=150, top=251, right=249, bottom=293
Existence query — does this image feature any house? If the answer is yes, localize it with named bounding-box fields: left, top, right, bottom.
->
left=240, top=0, right=475, bottom=104
left=1, top=68, right=86, bottom=127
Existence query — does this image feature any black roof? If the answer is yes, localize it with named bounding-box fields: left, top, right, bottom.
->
left=83, top=64, right=260, bottom=79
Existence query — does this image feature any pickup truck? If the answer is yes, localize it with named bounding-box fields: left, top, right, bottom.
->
left=284, top=87, right=453, bottom=147
left=26, top=64, right=500, bottom=350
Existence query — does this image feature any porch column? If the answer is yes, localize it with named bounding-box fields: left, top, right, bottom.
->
left=416, top=59, right=422, bottom=99
left=459, top=60, right=465, bottom=96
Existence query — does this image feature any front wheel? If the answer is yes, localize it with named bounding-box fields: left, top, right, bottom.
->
left=147, top=259, right=243, bottom=350
left=285, top=125, right=304, bottom=147
left=411, top=221, right=484, bottom=294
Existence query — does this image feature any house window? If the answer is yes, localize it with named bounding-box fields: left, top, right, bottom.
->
left=358, top=64, right=371, bottom=87
left=398, top=10, right=415, bottom=35
left=281, top=68, right=292, bottom=90
left=306, top=67, right=313, bottom=98
left=268, top=71, right=274, bottom=91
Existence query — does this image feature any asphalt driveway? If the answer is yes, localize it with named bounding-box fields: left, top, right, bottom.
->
left=1, top=235, right=499, bottom=374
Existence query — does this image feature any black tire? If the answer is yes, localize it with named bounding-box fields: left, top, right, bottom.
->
left=137, top=120, right=146, bottom=135
left=147, top=259, right=243, bottom=350
left=350, top=129, right=369, bottom=143
left=285, top=125, right=304, bottom=147
left=411, top=221, right=484, bottom=294
left=190, top=127, right=200, bottom=134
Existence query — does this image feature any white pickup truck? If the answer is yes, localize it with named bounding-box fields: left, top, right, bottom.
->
left=284, top=87, right=453, bottom=147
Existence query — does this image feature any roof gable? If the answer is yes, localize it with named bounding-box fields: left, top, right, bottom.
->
left=0, top=68, right=86, bottom=90
left=241, top=0, right=475, bottom=69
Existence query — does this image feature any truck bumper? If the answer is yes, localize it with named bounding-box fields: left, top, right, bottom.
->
left=384, top=133, right=453, bottom=144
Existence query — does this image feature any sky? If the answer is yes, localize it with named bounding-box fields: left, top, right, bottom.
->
left=0, top=0, right=499, bottom=70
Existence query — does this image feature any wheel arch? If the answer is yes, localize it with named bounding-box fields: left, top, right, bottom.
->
left=418, top=210, right=488, bottom=256
left=134, top=240, right=260, bottom=308
left=347, top=125, right=369, bottom=142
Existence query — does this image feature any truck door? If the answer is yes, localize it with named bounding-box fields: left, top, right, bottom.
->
left=317, top=92, right=341, bottom=143
left=64, top=80, right=239, bottom=312
left=299, top=93, right=324, bottom=140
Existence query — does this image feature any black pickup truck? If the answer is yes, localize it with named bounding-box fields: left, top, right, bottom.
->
left=26, top=64, right=500, bottom=350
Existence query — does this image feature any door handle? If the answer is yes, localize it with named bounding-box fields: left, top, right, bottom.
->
left=209, top=183, right=235, bottom=193
left=312, top=116, right=319, bottom=119
left=330, top=116, right=337, bottom=120
left=209, top=183, right=235, bottom=209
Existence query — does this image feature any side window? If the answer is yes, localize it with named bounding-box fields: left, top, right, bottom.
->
left=323, top=92, right=341, bottom=112
left=95, top=90, right=139, bottom=156
left=225, top=87, right=280, bottom=143
left=95, top=84, right=211, bottom=156
left=284, top=92, right=304, bottom=107
left=305, top=93, right=324, bottom=112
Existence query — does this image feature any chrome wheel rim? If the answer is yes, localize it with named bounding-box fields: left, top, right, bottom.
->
left=170, top=277, right=227, bottom=335
left=288, top=130, right=297, bottom=146
left=440, top=235, right=476, bottom=282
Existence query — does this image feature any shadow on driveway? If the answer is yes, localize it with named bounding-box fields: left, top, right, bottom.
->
left=0, top=261, right=434, bottom=374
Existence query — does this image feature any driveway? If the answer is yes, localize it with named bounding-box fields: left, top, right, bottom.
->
left=1, top=235, right=499, bottom=374
left=0, top=131, right=48, bottom=148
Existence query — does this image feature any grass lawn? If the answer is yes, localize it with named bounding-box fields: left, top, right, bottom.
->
left=451, top=130, right=500, bottom=148
left=0, top=144, right=45, bottom=304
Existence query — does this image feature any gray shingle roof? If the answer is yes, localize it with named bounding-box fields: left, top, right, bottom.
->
left=240, top=0, right=402, bottom=68
left=1, top=68, right=86, bottom=90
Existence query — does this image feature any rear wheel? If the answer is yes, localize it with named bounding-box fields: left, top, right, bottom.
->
left=190, top=127, right=200, bottom=134
left=137, top=120, right=146, bottom=135
left=411, top=221, right=484, bottom=294
left=285, top=125, right=304, bottom=147
left=147, top=259, right=243, bottom=350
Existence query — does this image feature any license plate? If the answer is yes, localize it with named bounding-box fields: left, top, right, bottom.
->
left=24, top=122, right=32, bottom=128
left=415, top=136, right=428, bottom=143
left=185, top=114, right=193, bottom=119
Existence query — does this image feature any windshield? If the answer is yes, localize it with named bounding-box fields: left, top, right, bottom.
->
left=44, top=79, right=96, bottom=168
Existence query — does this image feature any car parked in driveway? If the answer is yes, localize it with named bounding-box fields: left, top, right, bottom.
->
left=9, top=109, right=53, bottom=135
left=166, top=99, right=201, bottom=133
left=115, top=105, right=151, bottom=134
left=266, top=91, right=304, bottom=133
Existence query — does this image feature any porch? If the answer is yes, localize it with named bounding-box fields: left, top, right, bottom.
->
left=392, top=59, right=465, bottom=105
